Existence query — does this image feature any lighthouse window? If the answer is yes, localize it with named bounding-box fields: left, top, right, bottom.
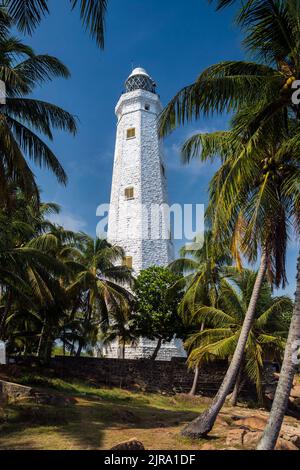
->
left=161, top=164, right=166, bottom=178
left=125, top=187, right=134, bottom=200
left=126, top=128, right=136, bottom=139
left=123, top=256, right=133, bottom=269
left=145, top=103, right=150, bottom=111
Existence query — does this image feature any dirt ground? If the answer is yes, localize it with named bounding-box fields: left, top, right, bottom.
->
left=0, top=374, right=299, bottom=450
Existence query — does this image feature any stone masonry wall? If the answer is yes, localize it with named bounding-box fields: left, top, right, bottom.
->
left=5, top=357, right=229, bottom=395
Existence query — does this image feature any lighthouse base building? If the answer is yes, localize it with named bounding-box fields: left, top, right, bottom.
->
left=100, top=67, right=186, bottom=361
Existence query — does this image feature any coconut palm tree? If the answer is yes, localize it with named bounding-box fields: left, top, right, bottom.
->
left=0, top=210, right=67, bottom=342
left=100, top=316, right=138, bottom=359
left=0, top=8, right=77, bottom=207
left=159, top=1, right=300, bottom=444
left=170, top=231, right=232, bottom=312
left=170, top=232, right=232, bottom=394
left=67, top=237, right=134, bottom=356
left=178, top=110, right=299, bottom=438
left=0, top=194, right=85, bottom=355
left=4, top=0, right=107, bottom=48
left=185, top=269, right=292, bottom=405
left=160, top=0, right=300, bottom=143
left=257, top=257, right=300, bottom=449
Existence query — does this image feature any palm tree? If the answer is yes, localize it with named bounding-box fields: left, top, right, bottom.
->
left=4, top=0, right=107, bottom=48
left=160, top=1, right=300, bottom=143
left=0, top=210, right=67, bottom=343
left=101, top=316, right=137, bottom=359
left=26, top=224, right=86, bottom=359
left=170, top=231, right=232, bottom=312
left=170, top=232, right=232, bottom=394
left=178, top=111, right=299, bottom=437
left=68, top=237, right=134, bottom=356
left=0, top=9, right=77, bottom=207
left=0, top=195, right=84, bottom=356
left=185, top=269, right=292, bottom=405
left=257, top=256, right=300, bottom=449
left=159, top=0, right=300, bottom=442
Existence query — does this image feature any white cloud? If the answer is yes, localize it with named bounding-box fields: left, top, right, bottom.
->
left=50, top=211, right=87, bottom=232
left=163, top=125, right=221, bottom=174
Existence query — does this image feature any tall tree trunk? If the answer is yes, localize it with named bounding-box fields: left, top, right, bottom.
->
left=257, top=253, right=300, bottom=450
left=189, top=365, right=200, bottom=396
left=0, top=289, right=12, bottom=339
left=36, top=319, right=46, bottom=357
left=181, top=251, right=267, bottom=438
left=151, top=337, right=162, bottom=361
left=70, top=339, right=76, bottom=356
left=63, top=328, right=66, bottom=356
left=189, top=323, right=204, bottom=396
left=229, top=366, right=242, bottom=406
left=76, top=340, right=83, bottom=357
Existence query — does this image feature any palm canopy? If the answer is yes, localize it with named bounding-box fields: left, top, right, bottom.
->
left=159, top=0, right=300, bottom=147
left=169, top=231, right=232, bottom=325
left=4, top=0, right=107, bottom=48
left=0, top=206, right=71, bottom=340
left=0, top=8, right=77, bottom=206
left=181, top=110, right=300, bottom=288
left=68, top=237, right=134, bottom=332
left=186, top=269, right=293, bottom=398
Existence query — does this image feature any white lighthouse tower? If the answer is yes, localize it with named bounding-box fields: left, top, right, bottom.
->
left=105, top=67, right=185, bottom=360
left=107, top=67, right=173, bottom=271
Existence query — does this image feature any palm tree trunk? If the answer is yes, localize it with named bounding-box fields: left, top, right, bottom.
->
left=63, top=328, right=66, bottom=356
left=0, top=289, right=12, bottom=339
left=36, top=319, right=46, bottom=357
left=181, top=251, right=267, bottom=438
left=76, top=340, right=83, bottom=357
left=70, top=339, right=76, bottom=356
left=189, top=365, right=200, bottom=396
left=257, top=252, right=300, bottom=450
left=151, top=337, right=162, bottom=360
left=229, top=366, right=242, bottom=406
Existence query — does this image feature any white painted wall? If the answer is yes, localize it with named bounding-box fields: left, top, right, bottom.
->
left=107, top=87, right=174, bottom=273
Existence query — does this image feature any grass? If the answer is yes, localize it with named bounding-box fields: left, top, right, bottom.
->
left=0, top=374, right=208, bottom=450
left=1, top=373, right=298, bottom=450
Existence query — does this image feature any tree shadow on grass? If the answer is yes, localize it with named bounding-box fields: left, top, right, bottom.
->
left=0, top=396, right=204, bottom=450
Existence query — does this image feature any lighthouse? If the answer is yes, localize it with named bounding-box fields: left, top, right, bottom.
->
left=105, top=67, right=185, bottom=360
left=107, top=67, right=174, bottom=272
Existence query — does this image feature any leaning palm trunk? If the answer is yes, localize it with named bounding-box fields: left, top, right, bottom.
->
left=257, top=253, right=300, bottom=450
left=181, top=251, right=267, bottom=438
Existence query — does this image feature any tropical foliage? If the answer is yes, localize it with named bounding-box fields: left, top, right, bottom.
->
left=186, top=269, right=292, bottom=401
left=0, top=0, right=299, bottom=453
left=3, top=0, right=107, bottom=48
left=0, top=196, right=134, bottom=360
left=0, top=7, right=76, bottom=207
left=133, top=266, right=185, bottom=360
left=159, top=0, right=300, bottom=447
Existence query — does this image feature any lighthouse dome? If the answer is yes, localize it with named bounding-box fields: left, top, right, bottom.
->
left=125, top=67, right=156, bottom=93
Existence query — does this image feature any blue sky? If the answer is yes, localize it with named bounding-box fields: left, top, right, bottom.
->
left=24, top=0, right=297, bottom=296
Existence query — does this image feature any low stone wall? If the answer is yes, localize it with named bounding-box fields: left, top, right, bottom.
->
left=6, top=356, right=229, bottom=395
left=0, top=379, right=32, bottom=402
